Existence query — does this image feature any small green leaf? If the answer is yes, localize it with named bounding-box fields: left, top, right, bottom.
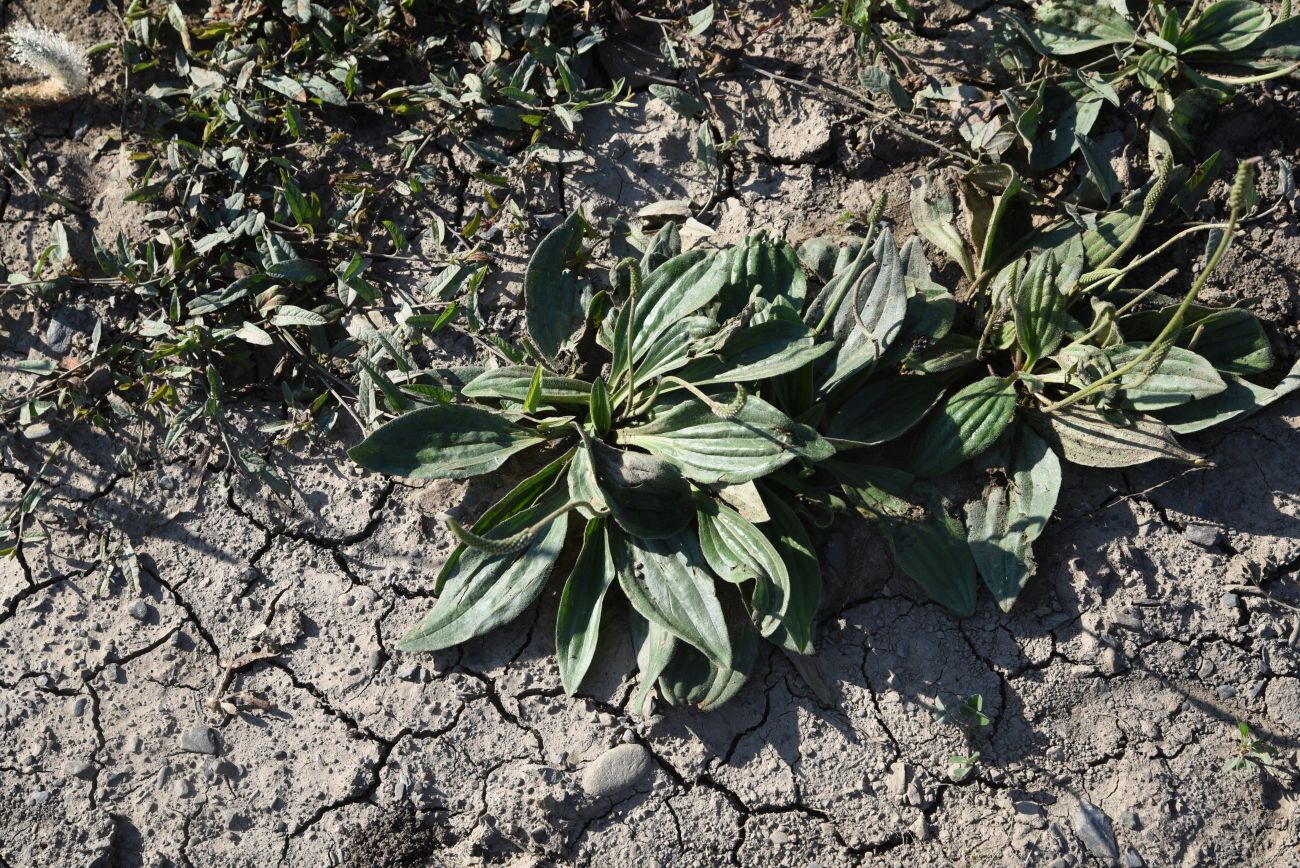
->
left=965, top=427, right=1061, bottom=613
left=1027, top=0, right=1138, bottom=55
left=349, top=405, right=545, bottom=479
left=612, top=527, right=733, bottom=670
left=1057, top=343, right=1227, bottom=411
left=695, top=495, right=799, bottom=643
left=556, top=517, right=616, bottom=695
left=648, top=84, right=705, bottom=117
left=910, top=376, right=1019, bottom=477
left=523, top=364, right=544, bottom=413
left=589, top=377, right=612, bottom=435
left=910, top=174, right=975, bottom=281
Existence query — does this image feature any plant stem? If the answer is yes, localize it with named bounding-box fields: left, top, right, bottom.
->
left=1046, top=166, right=1252, bottom=413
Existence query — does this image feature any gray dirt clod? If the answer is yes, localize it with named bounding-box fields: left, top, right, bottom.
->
left=580, top=744, right=654, bottom=799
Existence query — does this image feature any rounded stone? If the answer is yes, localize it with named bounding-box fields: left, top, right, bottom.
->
left=580, top=744, right=653, bottom=799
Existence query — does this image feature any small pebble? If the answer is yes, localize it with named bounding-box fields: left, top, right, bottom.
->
left=64, top=759, right=96, bottom=780
left=1183, top=524, right=1221, bottom=547
left=1217, top=685, right=1237, bottom=700
left=179, top=725, right=218, bottom=755
left=127, top=600, right=149, bottom=621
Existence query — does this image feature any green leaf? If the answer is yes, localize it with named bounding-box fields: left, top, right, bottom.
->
left=910, top=376, right=1019, bottom=477
left=349, top=404, right=545, bottom=479
left=524, top=210, right=591, bottom=362
left=576, top=436, right=695, bottom=539
left=1032, top=406, right=1205, bottom=468
left=1028, top=0, right=1138, bottom=55
left=1013, top=77, right=1105, bottom=171
left=879, top=494, right=978, bottom=617
left=461, top=365, right=593, bottom=404
left=648, top=84, right=705, bottom=117
left=1075, top=132, right=1121, bottom=203
left=816, top=232, right=909, bottom=396
left=556, top=517, right=616, bottom=695
left=859, top=66, right=914, bottom=112
left=717, top=234, right=808, bottom=319
left=269, top=305, right=327, bottom=327
left=758, top=486, right=821, bottom=655
left=431, top=449, right=573, bottom=595
left=629, top=609, right=678, bottom=715
left=1119, top=305, right=1272, bottom=375
left=679, top=315, right=831, bottom=385
left=267, top=258, right=327, bottom=283
left=965, top=427, right=1061, bottom=613
left=589, top=377, right=612, bottom=435
left=657, top=614, right=757, bottom=710
left=398, top=494, right=570, bottom=651
left=622, top=395, right=834, bottom=485
left=1153, top=375, right=1273, bottom=434
left=910, top=174, right=975, bottom=281
left=1057, top=343, right=1227, bottom=411
left=695, top=495, right=807, bottom=650
left=617, top=249, right=730, bottom=378
left=826, top=374, right=948, bottom=449
left=1014, top=250, right=1068, bottom=367
left=1179, top=1, right=1272, bottom=55
left=612, top=527, right=733, bottom=669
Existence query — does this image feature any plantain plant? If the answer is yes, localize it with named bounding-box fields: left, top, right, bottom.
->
left=350, top=157, right=1293, bottom=710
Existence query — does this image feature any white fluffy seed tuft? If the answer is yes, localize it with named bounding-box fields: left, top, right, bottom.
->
left=7, top=24, right=90, bottom=98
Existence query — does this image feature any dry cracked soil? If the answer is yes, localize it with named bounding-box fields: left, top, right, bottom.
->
left=2, top=2, right=1300, bottom=867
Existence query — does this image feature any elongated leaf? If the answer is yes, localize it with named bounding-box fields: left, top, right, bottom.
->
left=1153, top=375, right=1273, bottom=434
left=461, top=365, right=593, bottom=404
left=757, top=486, right=820, bottom=655
left=965, top=427, right=1061, bottom=612
left=1014, top=250, right=1067, bottom=367
left=695, top=495, right=810, bottom=651
left=910, top=376, right=1018, bottom=477
left=267, top=258, right=327, bottom=283
left=878, top=494, right=978, bottom=617
left=431, top=448, right=573, bottom=594
left=616, top=249, right=729, bottom=378
left=1033, top=406, right=1205, bottom=467
left=629, top=315, right=718, bottom=386
left=622, top=395, right=834, bottom=484
left=349, top=404, right=544, bottom=479
left=649, top=83, right=704, bottom=117
left=1119, top=305, right=1272, bottom=375
left=827, top=374, right=947, bottom=448
left=524, top=210, right=590, bottom=362
left=1076, top=132, right=1121, bottom=204
left=910, top=174, right=975, bottom=280
left=556, top=518, right=616, bottom=694
left=398, top=495, right=570, bottom=650
left=629, top=609, right=678, bottom=715
left=680, top=315, right=831, bottom=384
left=1057, top=343, right=1227, bottom=411
left=817, top=232, right=909, bottom=396
left=613, top=528, right=733, bottom=669
left=1179, top=1, right=1272, bottom=55
left=1028, top=0, right=1138, bottom=55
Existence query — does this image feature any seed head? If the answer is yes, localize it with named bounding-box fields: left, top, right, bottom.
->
left=6, top=25, right=89, bottom=100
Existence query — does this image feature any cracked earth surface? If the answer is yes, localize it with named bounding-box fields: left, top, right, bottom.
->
left=3, top=1, right=1300, bottom=867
